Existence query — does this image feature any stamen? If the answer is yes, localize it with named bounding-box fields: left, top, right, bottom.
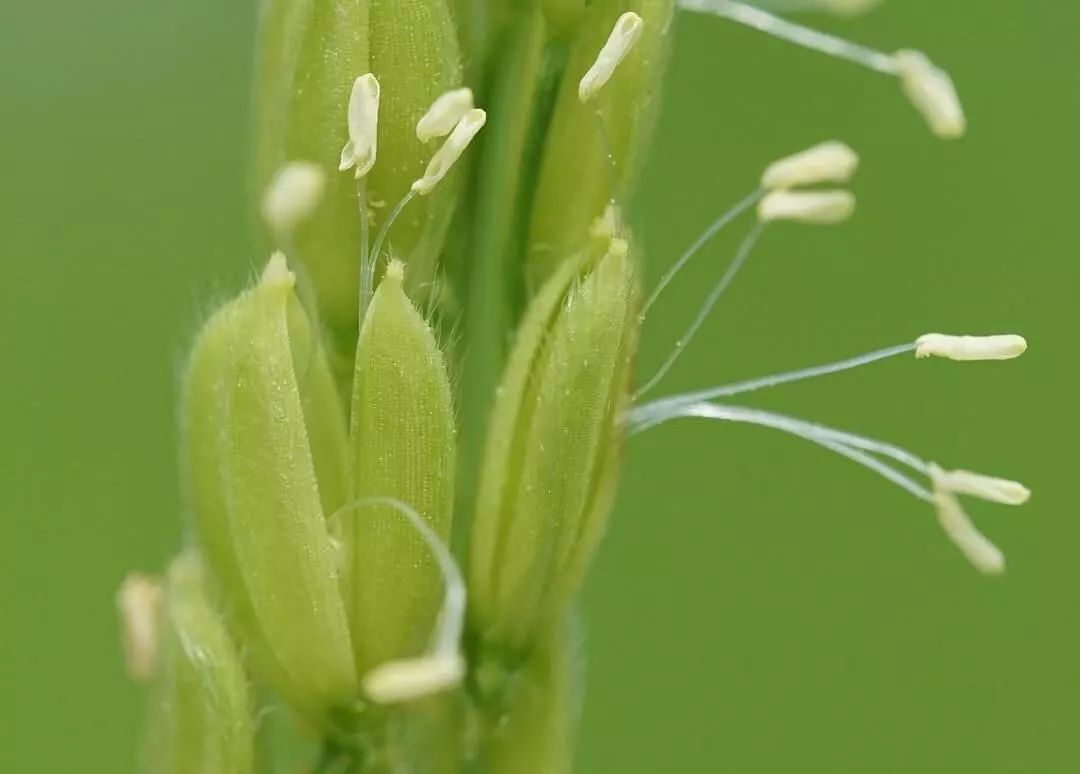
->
left=636, top=401, right=1015, bottom=575
left=339, top=74, right=381, bottom=179
left=416, top=87, right=475, bottom=143
left=117, top=573, right=163, bottom=682
left=579, top=12, right=645, bottom=102
left=678, top=2, right=966, bottom=139
left=930, top=464, right=1031, bottom=506
left=261, top=162, right=324, bottom=237
left=893, top=50, right=967, bottom=140
left=761, top=141, right=859, bottom=191
left=915, top=333, right=1028, bottom=361
left=758, top=189, right=856, bottom=224
left=635, top=223, right=766, bottom=399
left=412, top=109, right=488, bottom=195
left=328, top=497, right=466, bottom=704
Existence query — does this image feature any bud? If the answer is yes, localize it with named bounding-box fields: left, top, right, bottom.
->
left=758, top=189, right=856, bottom=224
left=253, top=0, right=465, bottom=338
left=345, top=260, right=456, bottom=673
left=469, top=236, right=640, bottom=654
left=145, top=555, right=255, bottom=774
left=893, top=49, right=966, bottom=140
left=526, top=0, right=676, bottom=288
left=761, top=140, right=860, bottom=190
left=181, top=255, right=355, bottom=723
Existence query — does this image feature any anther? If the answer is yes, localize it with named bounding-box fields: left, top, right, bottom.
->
left=117, top=574, right=163, bottom=682
left=761, top=141, right=859, bottom=190
left=893, top=50, right=967, bottom=139
left=915, top=333, right=1027, bottom=361
left=261, top=162, right=324, bottom=235
left=758, top=189, right=856, bottom=224
left=412, top=109, right=488, bottom=195
left=416, top=88, right=475, bottom=143
left=930, top=464, right=1031, bottom=506
left=579, top=12, right=645, bottom=102
left=339, top=74, right=381, bottom=179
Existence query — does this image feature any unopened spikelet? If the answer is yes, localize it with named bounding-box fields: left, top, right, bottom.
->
left=469, top=231, right=640, bottom=656
left=181, top=254, right=355, bottom=725
left=344, top=259, right=457, bottom=676
left=253, top=0, right=464, bottom=339
left=144, top=554, right=254, bottom=774
left=527, top=0, right=676, bottom=288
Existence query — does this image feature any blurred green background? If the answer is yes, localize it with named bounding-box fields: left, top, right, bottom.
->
left=2, top=1, right=1076, bottom=771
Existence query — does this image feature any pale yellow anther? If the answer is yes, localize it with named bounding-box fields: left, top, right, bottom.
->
left=758, top=189, right=856, bottom=224
left=932, top=488, right=1005, bottom=576
left=915, top=334, right=1027, bottom=361
left=894, top=50, right=966, bottom=140
left=117, top=574, right=163, bottom=682
left=762, top=141, right=860, bottom=190
left=362, top=653, right=466, bottom=704
left=412, top=109, right=488, bottom=196
left=930, top=464, right=1031, bottom=506
left=578, top=12, right=645, bottom=102
left=261, top=162, right=324, bottom=234
left=417, top=88, right=475, bottom=143
left=339, top=74, right=381, bottom=179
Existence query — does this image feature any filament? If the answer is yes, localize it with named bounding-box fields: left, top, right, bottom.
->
left=635, top=222, right=766, bottom=399
left=679, top=0, right=899, bottom=74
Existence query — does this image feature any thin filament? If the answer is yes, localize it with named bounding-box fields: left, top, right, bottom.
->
left=634, top=341, right=917, bottom=420
left=368, top=189, right=418, bottom=285
left=679, top=0, right=898, bottom=74
left=656, top=401, right=934, bottom=501
left=635, top=222, right=766, bottom=399
left=357, top=180, right=372, bottom=324
left=642, top=188, right=763, bottom=316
